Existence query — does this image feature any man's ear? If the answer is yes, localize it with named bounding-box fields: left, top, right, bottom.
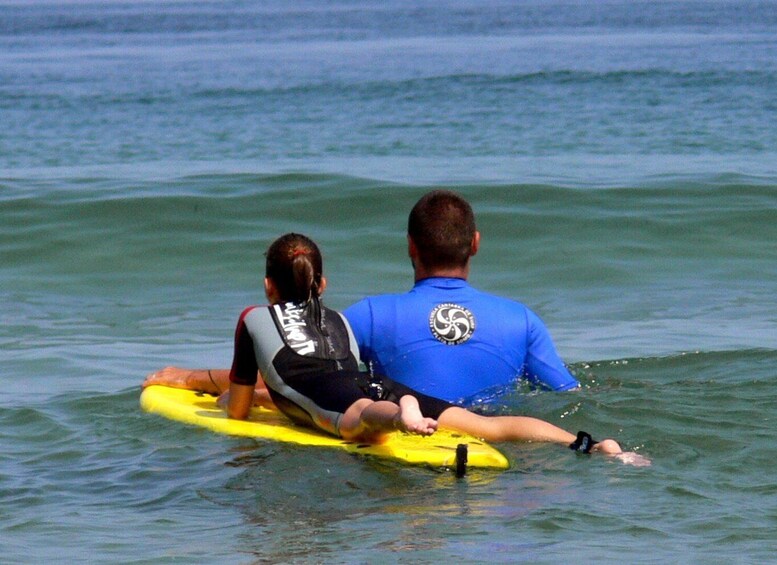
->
left=318, top=276, right=327, bottom=295
left=470, top=231, right=481, bottom=257
left=408, top=235, right=419, bottom=259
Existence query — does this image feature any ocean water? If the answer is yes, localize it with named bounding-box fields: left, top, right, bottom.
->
left=2, top=1, right=776, bottom=563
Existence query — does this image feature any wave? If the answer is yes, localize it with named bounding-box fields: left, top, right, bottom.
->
left=6, top=68, right=760, bottom=104
left=577, top=348, right=777, bottom=383
left=2, top=173, right=774, bottom=251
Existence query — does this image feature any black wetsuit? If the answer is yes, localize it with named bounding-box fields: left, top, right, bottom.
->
left=229, top=300, right=452, bottom=436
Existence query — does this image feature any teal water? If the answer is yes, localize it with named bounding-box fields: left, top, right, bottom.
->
left=2, top=2, right=777, bottom=563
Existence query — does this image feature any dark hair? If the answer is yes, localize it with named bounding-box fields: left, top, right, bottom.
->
left=265, top=233, right=323, bottom=303
left=407, top=190, right=476, bottom=269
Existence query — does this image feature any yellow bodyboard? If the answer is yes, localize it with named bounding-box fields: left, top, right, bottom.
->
left=140, top=385, right=509, bottom=472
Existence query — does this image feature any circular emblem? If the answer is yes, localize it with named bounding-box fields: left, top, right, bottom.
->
left=429, top=303, right=475, bottom=345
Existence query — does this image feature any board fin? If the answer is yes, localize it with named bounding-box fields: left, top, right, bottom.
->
left=455, top=443, right=468, bottom=477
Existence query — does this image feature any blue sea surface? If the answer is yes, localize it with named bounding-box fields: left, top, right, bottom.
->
left=2, top=2, right=776, bottom=563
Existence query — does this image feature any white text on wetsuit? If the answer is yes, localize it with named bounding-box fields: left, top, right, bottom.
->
left=274, top=303, right=316, bottom=355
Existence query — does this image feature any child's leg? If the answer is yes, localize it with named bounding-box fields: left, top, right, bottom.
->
left=339, top=397, right=437, bottom=442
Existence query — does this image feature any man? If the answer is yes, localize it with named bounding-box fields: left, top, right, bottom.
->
left=343, top=190, right=580, bottom=404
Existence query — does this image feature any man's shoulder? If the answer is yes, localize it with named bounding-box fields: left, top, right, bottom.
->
left=343, top=293, right=408, bottom=342
left=346, top=290, right=408, bottom=307
left=466, top=286, right=529, bottom=310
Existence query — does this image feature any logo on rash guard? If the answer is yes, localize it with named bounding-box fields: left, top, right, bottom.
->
left=429, top=303, right=475, bottom=345
left=273, top=303, right=316, bottom=355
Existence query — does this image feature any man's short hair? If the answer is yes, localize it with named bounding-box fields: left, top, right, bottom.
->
left=408, top=190, right=476, bottom=269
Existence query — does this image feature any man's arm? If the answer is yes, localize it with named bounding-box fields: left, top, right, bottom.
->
left=524, top=309, right=580, bottom=391
left=143, top=366, right=274, bottom=409
left=142, top=367, right=231, bottom=394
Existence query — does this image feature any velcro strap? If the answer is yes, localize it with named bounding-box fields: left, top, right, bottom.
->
left=569, top=431, right=595, bottom=454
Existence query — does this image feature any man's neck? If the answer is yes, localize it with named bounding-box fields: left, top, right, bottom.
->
left=414, top=264, right=470, bottom=283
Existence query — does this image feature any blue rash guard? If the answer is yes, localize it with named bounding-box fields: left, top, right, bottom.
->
left=343, top=277, right=579, bottom=404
